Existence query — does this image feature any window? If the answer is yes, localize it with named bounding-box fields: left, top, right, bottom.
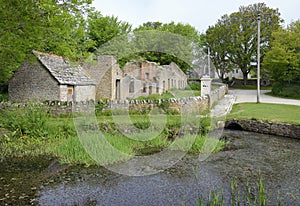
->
left=142, top=83, right=147, bottom=93
left=145, top=72, right=150, bottom=80
left=149, top=86, right=152, bottom=95
left=67, top=88, right=73, bottom=95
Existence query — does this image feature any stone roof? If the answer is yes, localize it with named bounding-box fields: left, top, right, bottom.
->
left=33, top=51, right=95, bottom=86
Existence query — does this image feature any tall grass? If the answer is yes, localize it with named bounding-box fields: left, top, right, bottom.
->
left=0, top=105, right=224, bottom=165
left=198, top=175, right=278, bottom=206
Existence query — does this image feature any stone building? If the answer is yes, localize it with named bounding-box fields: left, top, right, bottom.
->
left=8, top=51, right=95, bottom=102
left=84, top=55, right=188, bottom=100
left=122, top=61, right=187, bottom=99
left=84, top=55, right=123, bottom=100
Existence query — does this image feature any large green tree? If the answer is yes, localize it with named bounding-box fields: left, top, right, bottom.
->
left=130, top=21, right=203, bottom=73
left=0, top=0, right=92, bottom=86
left=263, top=20, right=300, bottom=84
left=205, top=3, right=282, bottom=84
left=205, top=23, right=234, bottom=81
left=87, top=11, right=132, bottom=52
left=96, top=21, right=203, bottom=73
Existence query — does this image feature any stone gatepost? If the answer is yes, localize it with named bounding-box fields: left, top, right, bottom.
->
left=201, top=75, right=212, bottom=97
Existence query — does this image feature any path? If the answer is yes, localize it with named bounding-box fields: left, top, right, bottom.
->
left=229, top=89, right=300, bottom=106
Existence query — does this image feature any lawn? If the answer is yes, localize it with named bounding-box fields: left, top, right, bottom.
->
left=227, top=103, right=300, bottom=124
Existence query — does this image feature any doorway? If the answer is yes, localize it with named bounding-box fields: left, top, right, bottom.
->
left=115, top=79, right=121, bottom=100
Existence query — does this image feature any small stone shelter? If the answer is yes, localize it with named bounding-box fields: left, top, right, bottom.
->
left=8, top=51, right=95, bottom=102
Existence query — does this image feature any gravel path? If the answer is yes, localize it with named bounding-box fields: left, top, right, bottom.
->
left=229, top=89, right=300, bottom=106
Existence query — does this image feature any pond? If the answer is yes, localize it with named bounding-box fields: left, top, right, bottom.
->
left=1, top=130, right=300, bottom=205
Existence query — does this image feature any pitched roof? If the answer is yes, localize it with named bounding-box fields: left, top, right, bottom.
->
left=32, top=50, right=95, bottom=86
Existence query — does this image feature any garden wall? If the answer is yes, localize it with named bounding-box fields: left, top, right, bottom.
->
left=107, top=84, right=228, bottom=113
left=0, top=84, right=228, bottom=115
left=225, top=119, right=300, bottom=139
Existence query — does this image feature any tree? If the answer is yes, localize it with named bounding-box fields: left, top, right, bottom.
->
left=0, top=0, right=92, bottom=86
left=205, top=3, right=282, bottom=84
left=87, top=11, right=132, bottom=52
left=129, top=21, right=203, bottom=73
left=263, top=20, right=300, bottom=84
left=205, top=22, right=234, bottom=81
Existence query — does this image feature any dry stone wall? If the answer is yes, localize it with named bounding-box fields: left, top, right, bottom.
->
left=107, top=84, right=228, bottom=113
left=225, top=119, right=300, bottom=139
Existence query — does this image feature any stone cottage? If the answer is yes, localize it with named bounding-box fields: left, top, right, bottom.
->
left=84, top=55, right=123, bottom=100
left=122, top=61, right=188, bottom=99
left=84, top=55, right=188, bottom=100
left=8, top=51, right=95, bottom=102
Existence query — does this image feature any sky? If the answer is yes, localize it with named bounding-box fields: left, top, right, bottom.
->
left=92, top=0, right=299, bottom=33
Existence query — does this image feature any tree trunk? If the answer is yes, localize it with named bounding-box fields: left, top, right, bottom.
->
left=243, top=72, right=248, bottom=85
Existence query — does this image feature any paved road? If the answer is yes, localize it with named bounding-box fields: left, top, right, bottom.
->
left=228, top=89, right=300, bottom=106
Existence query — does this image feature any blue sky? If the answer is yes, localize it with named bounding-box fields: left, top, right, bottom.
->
left=92, top=0, right=299, bottom=32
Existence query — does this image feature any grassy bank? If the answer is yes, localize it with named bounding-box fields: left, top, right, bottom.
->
left=227, top=103, right=300, bottom=124
left=0, top=105, right=224, bottom=165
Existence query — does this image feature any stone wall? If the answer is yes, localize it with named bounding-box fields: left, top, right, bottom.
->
left=84, top=55, right=122, bottom=100
left=108, top=95, right=210, bottom=113
left=74, top=85, right=96, bottom=102
left=210, top=84, right=228, bottom=106
left=107, top=84, right=227, bottom=113
left=123, top=61, right=187, bottom=97
left=84, top=56, right=188, bottom=101
left=0, top=101, right=95, bottom=116
left=8, top=61, right=60, bottom=102
left=225, top=119, right=300, bottom=139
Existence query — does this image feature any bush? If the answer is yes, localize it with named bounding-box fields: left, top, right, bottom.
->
left=95, top=99, right=109, bottom=113
left=271, top=82, right=300, bottom=99
left=0, top=92, right=8, bottom=102
left=0, top=105, right=49, bottom=139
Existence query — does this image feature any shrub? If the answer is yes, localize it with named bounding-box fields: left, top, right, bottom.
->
left=0, top=105, right=49, bottom=139
left=272, top=82, right=300, bottom=99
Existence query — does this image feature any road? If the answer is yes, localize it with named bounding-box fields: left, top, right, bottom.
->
left=228, top=89, right=300, bottom=106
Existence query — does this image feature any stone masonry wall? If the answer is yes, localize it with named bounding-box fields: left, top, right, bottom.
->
left=225, top=119, right=300, bottom=139
left=3, top=83, right=227, bottom=116
left=107, top=84, right=227, bottom=113
left=210, top=84, right=228, bottom=106
left=74, top=85, right=96, bottom=102
left=8, top=61, right=60, bottom=102
left=108, top=95, right=210, bottom=113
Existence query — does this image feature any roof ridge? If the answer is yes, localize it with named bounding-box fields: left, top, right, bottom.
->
left=32, top=50, right=64, bottom=59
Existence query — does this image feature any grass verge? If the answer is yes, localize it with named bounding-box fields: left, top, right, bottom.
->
left=227, top=103, right=300, bottom=124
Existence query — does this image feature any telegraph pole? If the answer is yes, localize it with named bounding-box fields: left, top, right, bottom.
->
left=208, top=47, right=211, bottom=77
left=257, top=12, right=261, bottom=103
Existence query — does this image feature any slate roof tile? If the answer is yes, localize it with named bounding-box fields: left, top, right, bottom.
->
left=32, top=50, right=95, bottom=86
